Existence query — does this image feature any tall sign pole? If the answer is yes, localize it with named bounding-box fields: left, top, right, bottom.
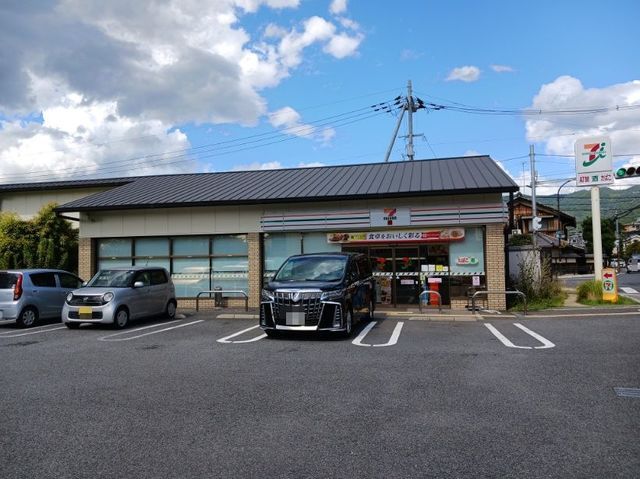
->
left=574, top=137, right=613, bottom=281
left=529, top=145, right=538, bottom=248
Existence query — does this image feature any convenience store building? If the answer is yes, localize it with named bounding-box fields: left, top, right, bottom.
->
left=46, top=156, right=518, bottom=309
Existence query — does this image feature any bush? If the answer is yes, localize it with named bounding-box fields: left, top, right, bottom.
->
left=508, top=234, right=532, bottom=246
left=576, top=280, right=602, bottom=302
left=510, top=254, right=565, bottom=310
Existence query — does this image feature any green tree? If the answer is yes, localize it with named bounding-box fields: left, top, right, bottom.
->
left=581, top=216, right=616, bottom=256
left=0, top=203, right=78, bottom=272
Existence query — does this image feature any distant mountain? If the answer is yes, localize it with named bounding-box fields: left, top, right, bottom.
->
left=536, top=185, right=640, bottom=227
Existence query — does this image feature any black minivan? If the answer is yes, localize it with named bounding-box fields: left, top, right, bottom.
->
left=260, top=252, right=375, bottom=337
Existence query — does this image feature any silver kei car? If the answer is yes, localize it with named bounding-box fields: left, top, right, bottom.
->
left=62, top=267, right=177, bottom=329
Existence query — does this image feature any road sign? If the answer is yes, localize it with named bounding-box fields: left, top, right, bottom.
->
left=602, top=268, right=618, bottom=303
left=532, top=216, right=542, bottom=231
left=575, top=136, right=613, bottom=186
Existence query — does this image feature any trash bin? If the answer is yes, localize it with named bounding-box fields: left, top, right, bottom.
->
left=214, top=287, right=223, bottom=307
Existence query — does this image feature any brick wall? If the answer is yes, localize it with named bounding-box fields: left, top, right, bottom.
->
left=485, top=223, right=507, bottom=310
left=78, top=237, right=94, bottom=282
left=247, top=232, right=262, bottom=308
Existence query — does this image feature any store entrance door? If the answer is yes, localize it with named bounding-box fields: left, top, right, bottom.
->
left=344, top=245, right=428, bottom=307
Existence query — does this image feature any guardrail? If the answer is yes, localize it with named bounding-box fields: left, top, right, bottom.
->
left=418, top=290, right=442, bottom=313
left=470, top=290, right=527, bottom=315
left=196, top=290, right=249, bottom=312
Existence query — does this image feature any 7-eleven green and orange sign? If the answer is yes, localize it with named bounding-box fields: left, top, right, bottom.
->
left=575, top=136, right=613, bottom=187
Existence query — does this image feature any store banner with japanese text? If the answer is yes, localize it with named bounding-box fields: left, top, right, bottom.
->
left=327, top=228, right=465, bottom=244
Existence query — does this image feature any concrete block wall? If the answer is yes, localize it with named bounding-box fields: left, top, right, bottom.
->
left=484, top=223, right=507, bottom=310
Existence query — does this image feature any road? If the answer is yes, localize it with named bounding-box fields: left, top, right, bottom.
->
left=1, top=311, right=639, bottom=478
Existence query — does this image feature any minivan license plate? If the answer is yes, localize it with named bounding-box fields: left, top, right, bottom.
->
left=286, top=312, right=305, bottom=326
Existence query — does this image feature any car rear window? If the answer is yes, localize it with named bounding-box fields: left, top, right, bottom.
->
left=150, top=270, right=168, bottom=285
left=0, top=272, right=20, bottom=289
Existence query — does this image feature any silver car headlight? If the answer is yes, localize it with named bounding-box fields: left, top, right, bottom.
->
left=102, top=292, right=114, bottom=303
left=321, top=289, right=343, bottom=301
left=66, top=292, right=74, bottom=303
left=261, top=289, right=274, bottom=302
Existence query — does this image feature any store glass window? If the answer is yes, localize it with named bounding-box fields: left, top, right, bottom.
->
left=98, top=239, right=131, bottom=258
left=302, top=232, right=341, bottom=254
left=173, top=258, right=210, bottom=297
left=173, top=237, right=209, bottom=256
left=264, top=233, right=301, bottom=278
left=98, top=258, right=133, bottom=269
left=212, top=257, right=249, bottom=290
left=135, top=238, right=169, bottom=257
left=212, top=235, right=247, bottom=255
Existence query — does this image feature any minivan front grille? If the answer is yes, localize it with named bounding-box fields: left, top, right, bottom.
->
left=272, top=291, right=323, bottom=326
left=68, top=295, right=103, bottom=306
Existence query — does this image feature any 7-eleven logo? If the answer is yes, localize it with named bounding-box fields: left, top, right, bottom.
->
left=582, top=141, right=607, bottom=167
left=383, top=208, right=397, bottom=225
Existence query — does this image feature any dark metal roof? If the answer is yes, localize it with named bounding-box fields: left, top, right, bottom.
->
left=0, top=177, right=135, bottom=193
left=55, top=156, right=519, bottom=212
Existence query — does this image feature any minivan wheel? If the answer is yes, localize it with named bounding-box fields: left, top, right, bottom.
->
left=17, top=307, right=38, bottom=328
left=341, top=307, right=353, bottom=338
left=165, top=300, right=177, bottom=319
left=113, top=308, right=129, bottom=329
left=367, top=298, right=375, bottom=320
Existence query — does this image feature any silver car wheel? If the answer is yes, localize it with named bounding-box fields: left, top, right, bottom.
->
left=166, top=301, right=177, bottom=319
left=18, top=307, right=37, bottom=328
left=114, top=309, right=129, bottom=329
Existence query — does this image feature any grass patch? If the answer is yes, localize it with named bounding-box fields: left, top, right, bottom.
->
left=579, top=296, right=637, bottom=306
left=510, top=292, right=567, bottom=312
left=576, top=279, right=638, bottom=305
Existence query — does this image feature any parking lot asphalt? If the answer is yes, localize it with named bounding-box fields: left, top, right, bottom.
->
left=1, top=311, right=639, bottom=479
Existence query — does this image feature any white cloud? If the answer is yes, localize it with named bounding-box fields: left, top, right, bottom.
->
left=463, top=149, right=481, bottom=157
left=400, top=49, right=423, bottom=61
left=268, top=106, right=336, bottom=144
left=491, top=64, right=514, bottom=73
left=330, top=0, right=348, bottom=15
left=232, top=160, right=325, bottom=170
left=446, top=66, right=481, bottom=83
left=526, top=76, right=640, bottom=188
left=0, top=0, right=364, bottom=182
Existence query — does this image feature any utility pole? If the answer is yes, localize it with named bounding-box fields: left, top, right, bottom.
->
left=384, top=80, right=422, bottom=162
left=529, top=144, right=537, bottom=249
left=407, top=80, right=415, bottom=161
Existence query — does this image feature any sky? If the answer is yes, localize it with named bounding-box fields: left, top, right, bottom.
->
left=1, top=0, right=639, bottom=198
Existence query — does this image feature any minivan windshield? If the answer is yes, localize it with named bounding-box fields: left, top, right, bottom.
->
left=0, top=272, right=19, bottom=289
left=274, top=256, right=347, bottom=282
left=88, top=270, right=136, bottom=288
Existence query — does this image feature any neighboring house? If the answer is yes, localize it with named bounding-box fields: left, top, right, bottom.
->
left=0, top=178, right=134, bottom=221
left=508, top=194, right=586, bottom=274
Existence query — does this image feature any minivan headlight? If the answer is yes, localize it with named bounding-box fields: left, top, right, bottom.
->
left=261, top=289, right=274, bottom=302
left=321, top=289, right=343, bottom=301
left=102, top=292, right=114, bottom=303
left=66, top=292, right=74, bottom=303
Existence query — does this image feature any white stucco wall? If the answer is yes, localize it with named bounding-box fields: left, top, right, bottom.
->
left=0, top=187, right=110, bottom=220
left=78, top=194, right=504, bottom=238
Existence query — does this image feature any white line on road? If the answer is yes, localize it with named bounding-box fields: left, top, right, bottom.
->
left=514, top=323, right=555, bottom=349
left=98, top=320, right=203, bottom=341
left=217, top=325, right=266, bottom=343
left=352, top=321, right=404, bottom=347
left=484, top=323, right=555, bottom=349
left=620, top=287, right=638, bottom=294
left=0, top=325, right=66, bottom=338
left=484, top=324, right=530, bottom=349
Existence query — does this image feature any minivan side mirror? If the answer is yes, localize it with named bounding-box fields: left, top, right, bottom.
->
left=133, top=281, right=145, bottom=288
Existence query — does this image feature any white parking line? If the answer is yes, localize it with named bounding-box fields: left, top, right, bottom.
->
left=217, top=325, right=266, bottom=344
left=0, top=324, right=67, bottom=338
left=352, top=321, right=404, bottom=347
left=484, top=323, right=555, bottom=349
left=98, top=320, right=203, bottom=341
left=620, top=287, right=638, bottom=294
